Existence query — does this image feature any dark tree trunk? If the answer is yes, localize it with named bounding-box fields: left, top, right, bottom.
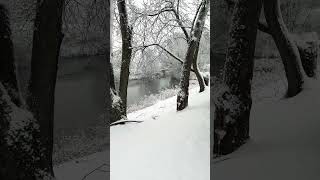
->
left=108, top=59, right=125, bottom=123
left=192, top=45, right=206, bottom=92
left=213, top=0, right=262, bottom=155
left=0, top=83, right=50, bottom=179
left=117, top=0, right=132, bottom=114
left=0, top=5, right=49, bottom=179
left=0, top=5, right=22, bottom=107
left=177, top=0, right=209, bottom=111
left=263, top=0, right=306, bottom=97
left=258, top=25, right=318, bottom=79
left=27, top=0, right=65, bottom=177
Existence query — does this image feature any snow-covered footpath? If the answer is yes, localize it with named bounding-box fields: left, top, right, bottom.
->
left=213, top=79, right=320, bottom=180
left=54, top=87, right=210, bottom=180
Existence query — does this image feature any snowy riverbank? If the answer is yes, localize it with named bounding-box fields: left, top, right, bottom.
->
left=54, top=86, right=210, bottom=179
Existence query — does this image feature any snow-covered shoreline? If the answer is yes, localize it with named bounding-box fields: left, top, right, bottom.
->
left=55, top=86, right=210, bottom=180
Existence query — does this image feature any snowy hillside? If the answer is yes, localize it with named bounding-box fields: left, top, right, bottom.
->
left=111, top=88, right=210, bottom=180
left=213, top=79, right=320, bottom=179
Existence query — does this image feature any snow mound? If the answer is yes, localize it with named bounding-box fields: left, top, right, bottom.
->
left=213, top=78, right=320, bottom=180
left=111, top=88, right=210, bottom=180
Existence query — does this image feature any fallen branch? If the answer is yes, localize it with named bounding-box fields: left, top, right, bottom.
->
left=81, top=163, right=107, bottom=180
left=110, top=120, right=143, bottom=126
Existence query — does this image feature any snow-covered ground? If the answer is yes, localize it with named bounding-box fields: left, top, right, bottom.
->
left=54, top=87, right=210, bottom=179
left=213, top=79, right=320, bottom=180
left=111, top=87, right=210, bottom=180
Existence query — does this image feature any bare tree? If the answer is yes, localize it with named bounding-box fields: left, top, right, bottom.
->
left=0, top=4, right=53, bottom=179
left=117, top=0, right=133, bottom=115
left=177, top=0, right=209, bottom=111
left=128, top=0, right=209, bottom=91
left=27, top=0, right=65, bottom=177
left=262, top=0, right=306, bottom=97
left=213, top=0, right=262, bottom=155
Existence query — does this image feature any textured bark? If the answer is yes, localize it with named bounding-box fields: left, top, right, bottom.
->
left=213, top=0, right=262, bottom=155
left=0, top=5, right=22, bottom=107
left=192, top=44, right=206, bottom=92
left=0, top=83, right=50, bottom=179
left=177, top=0, right=209, bottom=111
left=108, top=59, right=125, bottom=123
left=27, top=0, right=65, bottom=177
left=117, top=0, right=132, bottom=114
left=263, top=0, right=306, bottom=97
left=0, top=5, right=48, bottom=179
left=294, top=33, right=318, bottom=78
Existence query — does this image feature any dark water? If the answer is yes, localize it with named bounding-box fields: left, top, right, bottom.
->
left=54, top=56, right=179, bottom=129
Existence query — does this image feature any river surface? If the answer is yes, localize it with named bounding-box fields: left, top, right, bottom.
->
left=54, top=56, right=179, bottom=129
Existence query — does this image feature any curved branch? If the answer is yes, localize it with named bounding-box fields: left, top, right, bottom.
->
left=133, top=43, right=198, bottom=73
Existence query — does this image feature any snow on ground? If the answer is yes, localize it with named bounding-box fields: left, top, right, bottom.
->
left=54, top=151, right=108, bottom=180
left=111, top=87, right=210, bottom=180
left=213, top=79, right=320, bottom=180
left=54, top=87, right=210, bottom=180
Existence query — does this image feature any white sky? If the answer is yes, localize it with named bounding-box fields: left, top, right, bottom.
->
left=111, top=0, right=210, bottom=50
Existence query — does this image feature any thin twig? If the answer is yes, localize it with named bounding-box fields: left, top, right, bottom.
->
left=81, top=163, right=107, bottom=180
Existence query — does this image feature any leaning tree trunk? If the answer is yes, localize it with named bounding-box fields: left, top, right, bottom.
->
left=27, top=0, right=65, bottom=177
left=192, top=45, right=206, bottom=92
left=177, top=0, right=209, bottom=111
left=258, top=25, right=319, bottom=79
left=0, top=5, right=22, bottom=107
left=117, top=0, right=132, bottom=115
left=263, top=0, right=306, bottom=97
left=108, top=59, right=125, bottom=123
left=213, top=0, right=262, bottom=155
left=0, top=5, right=50, bottom=179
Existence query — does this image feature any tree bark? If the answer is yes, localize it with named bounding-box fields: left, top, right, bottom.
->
left=0, top=5, right=22, bottom=107
left=177, top=0, right=209, bottom=111
left=0, top=5, right=50, bottom=179
left=108, top=59, right=125, bottom=123
left=263, top=0, right=306, bottom=97
left=213, top=0, right=262, bottom=155
left=258, top=24, right=318, bottom=79
left=117, top=0, right=132, bottom=115
left=192, top=43, right=206, bottom=92
left=0, top=83, right=50, bottom=179
left=294, top=33, right=318, bottom=78
left=27, top=0, right=65, bottom=177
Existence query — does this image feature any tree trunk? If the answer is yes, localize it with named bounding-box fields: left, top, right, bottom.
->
left=0, top=83, right=51, bottom=179
left=177, top=0, right=209, bottom=111
left=0, top=5, right=50, bottom=179
left=213, top=0, right=262, bottom=155
left=0, top=5, right=22, bottom=107
left=294, top=33, right=318, bottom=78
left=263, top=0, right=306, bottom=97
left=27, top=0, right=65, bottom=177
left=258, top=25, right=318, bottom=79
left=117, top=0, right=132, bottom=115
left=108, top=59, right=125, bottom=123
left=192, top=45, right=206, bottom=92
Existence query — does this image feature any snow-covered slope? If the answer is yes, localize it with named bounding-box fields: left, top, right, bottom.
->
left=213, top=79, right=320, bottom=180
left=54, top=87, right=209, bottom=180
left=111, top=88, right=210, bottom=180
